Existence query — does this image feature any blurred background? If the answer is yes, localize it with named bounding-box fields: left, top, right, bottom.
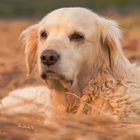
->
left=0, top=0, right=140, bottom=18
left=0, top=0, right=140, bottom=98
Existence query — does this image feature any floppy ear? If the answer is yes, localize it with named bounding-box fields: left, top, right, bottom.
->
left=20, top=24, right=39, bottom=75
left=97, top=18, right=128, bottom=79
left=98, top=18, right=122, bottom=69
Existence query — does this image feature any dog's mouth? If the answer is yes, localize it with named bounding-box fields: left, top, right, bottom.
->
left=41, top=71, right=73, bottom=91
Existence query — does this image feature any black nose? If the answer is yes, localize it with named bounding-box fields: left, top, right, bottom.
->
left=40, top=49, right=60, bottom=66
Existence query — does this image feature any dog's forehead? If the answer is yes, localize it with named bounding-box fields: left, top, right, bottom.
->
left=39, top=7, right=98, bottom=29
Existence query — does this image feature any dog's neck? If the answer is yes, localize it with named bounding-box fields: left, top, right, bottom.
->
left=82, top=68, right=119, bottom=96
left=77, top=64, right=122, bottom=97
left=77, top=48, right=130, bottom=96
left=75, top=67, right=134, bottom=120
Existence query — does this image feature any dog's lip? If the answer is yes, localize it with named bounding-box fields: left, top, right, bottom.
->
left=41, top=71, right=73, bottom=88
left=44, top=70, right=65, bottom=80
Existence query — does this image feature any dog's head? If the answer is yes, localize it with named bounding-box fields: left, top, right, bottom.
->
left=21, top=8, right=128, bottom=94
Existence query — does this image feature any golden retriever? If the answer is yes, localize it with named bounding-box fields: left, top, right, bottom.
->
left=1, top=7, right=140, bottom=121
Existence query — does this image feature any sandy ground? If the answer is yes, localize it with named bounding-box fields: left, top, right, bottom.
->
left=0, top=16, right=140, bottom=140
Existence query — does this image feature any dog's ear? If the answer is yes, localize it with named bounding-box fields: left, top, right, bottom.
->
left=98, top=18, right=121, bottom=69
left=20, top=24, right=38, bottom=75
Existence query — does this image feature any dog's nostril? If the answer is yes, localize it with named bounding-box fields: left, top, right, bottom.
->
left=40, top=55, right=46, bottom=61
left=41, top=73, right=46, bottom=80
left=50, top=56, right=54, bottom=61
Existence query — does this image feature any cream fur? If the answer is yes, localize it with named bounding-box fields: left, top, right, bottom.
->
left=0, top=7, right=140, bottom=121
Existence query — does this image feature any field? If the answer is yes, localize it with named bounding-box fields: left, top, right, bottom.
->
left=0, top=16, right=140, bottom=139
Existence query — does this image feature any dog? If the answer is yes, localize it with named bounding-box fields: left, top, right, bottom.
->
left=1, top=7, right=140, bottom=121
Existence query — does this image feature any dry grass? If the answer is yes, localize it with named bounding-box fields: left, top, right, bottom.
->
left=0, top=16, right=140, bottom=140
left=1, top=113, right=140, bottom=140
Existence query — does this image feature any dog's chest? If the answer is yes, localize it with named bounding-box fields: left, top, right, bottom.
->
left=76, top=81, right=136, bottom=120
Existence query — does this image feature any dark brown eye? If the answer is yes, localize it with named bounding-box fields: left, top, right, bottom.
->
left=40, top=31, right=47, bottom=39
left=69, top=32, right=84, bottom=41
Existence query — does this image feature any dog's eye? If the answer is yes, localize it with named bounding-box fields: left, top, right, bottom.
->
left=40, top=31, right=48, bottom=39
left=69, top=32, right=84, bottom=41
